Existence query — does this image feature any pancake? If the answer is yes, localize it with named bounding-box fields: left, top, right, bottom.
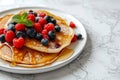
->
left=0, top=10, right=74, bottom=68
left=5, top=10, right=74, bottom=53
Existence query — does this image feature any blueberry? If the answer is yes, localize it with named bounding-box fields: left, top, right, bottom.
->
left=26, top=28, right=37, bottom=38
left=33, top=12, right=37, bottom=17
left=44, top=16, right=52, bottom=23
left=7, top=23, right=15, bottom=31
left=41, top=38, right=49, bottom=46
left=48, top=30, right=56, bottom=40
left=0, top=34, right=5, bottom=42
left=29, top=10, right=33, bottom=12
left=50, top=18, right=56, bottom=25
left=16, top=31, right=26, bottom=38
left=55, top=26, right=61, bottom=32
left=77, top=34, right=82, bottom=40
left=35, top=17, right=40, bottom=22
left=35, top=33, right=42, bottom=40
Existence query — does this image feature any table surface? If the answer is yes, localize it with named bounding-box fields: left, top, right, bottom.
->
left=0, top=0, right=120, bottom=80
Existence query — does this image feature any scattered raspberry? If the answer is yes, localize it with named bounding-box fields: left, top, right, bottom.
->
left=70, top=21, right=76, bottom=28
left=38, top=17, right=47, bottom=26
left=5, top=30, right=15, bottom=43
left=44, top=23, right=54, bottom=31
left=39, top=12, right=46, bottom=18
left=0, top=28, right=5, bottom=35
left=27, top=14, right=35, bottom=22
left=71, top=34, right=77, bottom=42
left=15, top=23, right=25, bottom=31
left=34, top=23, right=42, bottom=33
left=13, top=37, right=25, bottom=48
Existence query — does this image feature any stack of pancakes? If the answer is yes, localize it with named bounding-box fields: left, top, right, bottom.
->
left=0, top=10, right=74, bottom=68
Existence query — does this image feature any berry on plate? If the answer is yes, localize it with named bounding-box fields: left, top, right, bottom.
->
left=70, top=21, right=76, bottom=28
left=13, top=37, right=25, bottom=48
left=39, top=12, right=46, bottom=18
left=0, top=34, right=5, bottom=42
left=16, top=31, right=26, bottom=38
left=71, top=34, right=77, bottom=42
left=5, top=30, right=15, bottom=43
left=42, top=29, right=48, bottom=36
left=41, top=38, right=49, bottom=46
left=26, top=28, right=37, bottom=38
left=55, top=26, right=61, bottom=32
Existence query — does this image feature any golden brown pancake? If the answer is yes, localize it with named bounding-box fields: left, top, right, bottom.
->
left=0, top=10, right=74, bottom=68
left=6, top=10, right=74, bottom=53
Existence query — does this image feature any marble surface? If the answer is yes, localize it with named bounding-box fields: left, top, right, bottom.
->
left=0, top=0, right=120, bottom=80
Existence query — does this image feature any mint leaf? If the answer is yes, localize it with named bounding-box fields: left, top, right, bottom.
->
left=21, top=12, right=27, bottom=20
left=12, top=15, right=21, bottom=23
left=24, top=20, right=33, bottom=27
left=12, top=12, right=33, bottom=27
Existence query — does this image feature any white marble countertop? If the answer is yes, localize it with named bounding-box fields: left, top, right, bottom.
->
left=0, top=0, right=120, bottom=80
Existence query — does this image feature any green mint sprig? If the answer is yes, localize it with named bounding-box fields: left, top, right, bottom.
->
left=12, top=12, right=33, bottom=27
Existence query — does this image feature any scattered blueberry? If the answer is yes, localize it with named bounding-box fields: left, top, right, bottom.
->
left=16, top=31, right=26, bottom=38
left=48, top=30, right=56, bottom=40
left=41, top=38, right=49, bottom=46
left=0, top=34, right=5, bottom=42
left=35, top=33, right=42, bottom=40
left=77, top=34, right=82, bottom=40
left=55, top=25, right=61, bottom=32
left=26, top=28, right=37, bottom=38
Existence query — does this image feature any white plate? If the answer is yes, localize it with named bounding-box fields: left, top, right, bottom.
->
left=0, top=7, right=87, bottom=74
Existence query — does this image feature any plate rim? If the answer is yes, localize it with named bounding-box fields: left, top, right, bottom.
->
left=0, top=6, right=87, bottom=74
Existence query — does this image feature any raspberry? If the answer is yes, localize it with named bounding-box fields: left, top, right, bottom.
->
left=13, top=37, right=25, bottom=48
left=42, top=29, right=48, bottom=35
left=43, top=35, right=49, bottom=39
left=38, top=17, right=47, bottom=26
left=27, top=14, right=35, bottom=22
left=44, top=23, right=54, bottom=31
left=15, top=23, right=25, bottom=31
left=5, top=30, right=15, bottom=43
left=0, top=28, right=5, bottom=35
left=70, top=21, right=76, bottom=28
left=34, top=23, right=42, bottom=33
left=71, top=34, right=77, bottom=42
left=39, top=12, right=46, bottom=18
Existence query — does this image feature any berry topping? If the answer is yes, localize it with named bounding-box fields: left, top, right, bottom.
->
left=34, top=23, right=42, bottom=33
left=50, top=18, right=56, bottom=25
left=41, top=38, right=49, bottom=46
left=29, top=10, right=33, bottom=12
left=35, top=33, right=43, bottom=40
left=5, top=30, right=15, bottom=43
left=48, top=30, right=56, bottom=40
left=70, top=21, right=76, bottom=28
left=15, top=23, right=25, bottom=31
left=71, top=34, right=77, bottom=42
left=0, top=28, right=5, bottom=35
left=38, top=17, right=47, bottom=26
left=39, top=12, right=46, bottom=18
left=35, top=17, right=40, bottom=22
left=26, top=28, right=37, bottom=38
left=44, top=16, right=52, bottom=23
left=55, top=26, right=61, bottom=32
left=13, top=37, right=25, bottom=48
left=44, top=23, right=54, bottom=31
left=7, top=22, right=16, bottom=26
left=77, top=34, right=82, bottom=40
left=16, top=31, right=26, bottom=38
left=7, top=23, right=15, bottom=31
left=42, top=29, right=48, bottom=35
left=0, top=34, right=5, bottom=42
left=27, top=14, right=35, bottom=22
